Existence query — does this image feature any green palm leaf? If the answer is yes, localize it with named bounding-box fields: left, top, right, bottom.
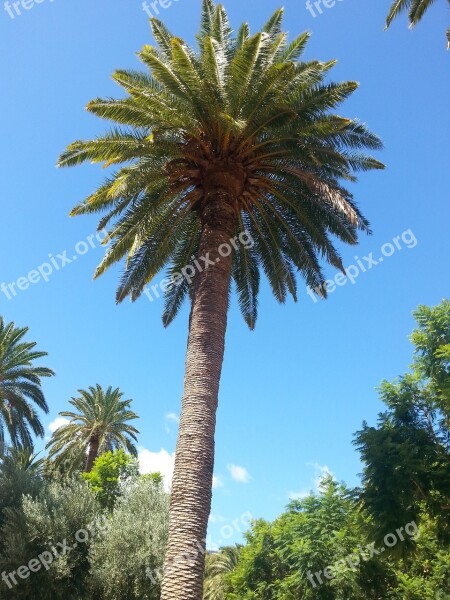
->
left=0, top=318, right=53, bottom=449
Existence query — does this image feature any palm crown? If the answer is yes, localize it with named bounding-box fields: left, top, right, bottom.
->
left=0, top=318, right=54, bottom=448
left=46, top=384, right=139, bottom=472
left=58, top=1, right=383, bottom=330
left=386, top=0, right=450, bottom=45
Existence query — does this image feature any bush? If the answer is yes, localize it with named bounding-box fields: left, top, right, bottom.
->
left=89, top=477, right=169, bottom=600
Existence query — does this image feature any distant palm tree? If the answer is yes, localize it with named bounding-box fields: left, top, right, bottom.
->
left=46, top=384, right=139, bottom=472
left=203, top=546, right=241, bottom=600
left=386, top=0, right=450, bottom=46
left=0, top=444, right=45, bottom=476
left=0, top=317, right=54, bottom=448
left=58, top=2, right=383, bottom=597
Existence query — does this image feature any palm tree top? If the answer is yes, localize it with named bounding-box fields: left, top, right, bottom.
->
left=385, top=0, right=450, bottom=46
left=46, top=384, right=140, bottom=470
left=58, top=1, right=384, bottom=329
left=0, top=317, right=54, bottom=448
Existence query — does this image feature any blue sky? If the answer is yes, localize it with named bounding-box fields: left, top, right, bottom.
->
left=0, top=0, right=449, bottom=547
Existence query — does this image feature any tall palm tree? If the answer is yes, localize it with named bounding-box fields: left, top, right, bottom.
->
left=386, top=0, right=450, bottom=46
left=203, top=546, right=241, bottom=600
left=57, top=3, right=384, bottom=597
left=46, top=384, right=139, bottom=472
left=0, top=317, right=54, bottom=449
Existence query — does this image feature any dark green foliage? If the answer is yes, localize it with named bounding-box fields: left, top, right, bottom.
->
left=227, top=477, right=388, bottom=599
left=203, top=545, right=242, bottom=600
left=0, top=318, right=54, bottom=448
left=0, top=478, right=101, bottom=600
left=411, top=300, right=450, bottom=407
left=389, top=512, right=450, bottom=599
left=0, top=445, right=44, bottom=533
left=354, top=300, right=450, bottom=542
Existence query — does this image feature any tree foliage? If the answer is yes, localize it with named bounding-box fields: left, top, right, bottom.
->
left=82, top=449, right=139, bottom=511
left=88, top=478, right=169, bottom=600
left=0, top=318, right=54, bottom=449
left=227, top=477, right=387, bottom=599
left=46, top=385, right=139, bottom=472
left=385, top=0, right=450, bottom=47
left=58, top=3, right=384, bottom=329
left=354, top=300, right=450, bottom=541
left=0, top=478, right=101, bottom=600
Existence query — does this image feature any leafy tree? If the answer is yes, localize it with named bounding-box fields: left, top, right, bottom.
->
left=0, top=478, right=101, bottom=600
left=142, top=471, right=164, bottom=486
left=89, top=478, right=169, bottom=600
left=57, top=2, right=383, bottom=596
left=411, top=300, right=450, bottom=408
left=228, top=477, right=388, bottom=599
left=385, top=0, right=450, bottom=47
left=46, top=385, right=139, bottom=472
left=83, top=449, right=139, bottom=511
left=0, top=445, right=44, bottom=535
left=354, top=301, right=450, bottom=541
left=388, top=511, right=450, bottom=599
left=203, top=545, right=241, bottom=600
left=0, top=317, right=54, bottom=448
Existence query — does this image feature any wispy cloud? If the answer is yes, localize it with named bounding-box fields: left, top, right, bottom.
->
left=288, top=462, right=334, bottom=500
left=164, top=412, right=179, bottom=433
left=228, top=464, right=251, bottom=484
left=48, top=416, right=70, bottom=434
left=208, top=513, right=226, bottom=524
left=213, top=474, right=224, bottom=489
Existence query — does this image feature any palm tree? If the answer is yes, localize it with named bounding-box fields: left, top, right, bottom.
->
left=0, top=317, right=54, bottom=449
left=46, top=384, right=139, bottom=472
left=203, top=546, right=241, bottom=600
left=57, top=3, right=384, bottom=597
left=0, top=444, right=45, bottom=476
left=386, top=0, right=450, bottom=46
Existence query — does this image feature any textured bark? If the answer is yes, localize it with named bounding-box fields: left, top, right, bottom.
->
left=85, top=434, right=100, bottom=473
left=160, top=192, right=236, bottom=600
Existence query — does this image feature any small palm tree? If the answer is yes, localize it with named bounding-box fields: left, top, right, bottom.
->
left=58, top=3, right=384, bottom=597
left=386, top=0, right=450, bottom=46
left=46, top=384, right=139, bottom=472
left=203, top=546, right=241, bottom=600
left=0, top=317, right=54, bottom=449
left=0, top=444, right=45, bottom=477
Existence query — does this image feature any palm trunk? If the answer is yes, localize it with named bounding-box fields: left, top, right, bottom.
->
left=160, top=193, right=236, bottom=600
left=85, top=434, right=100, bottom=473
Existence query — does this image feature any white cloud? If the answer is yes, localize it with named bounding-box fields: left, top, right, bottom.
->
left=312, top=462, right=333, bottom=488
left=228, top=464, right=251, bottom=484
left=288, top=462, right=334, bottom=500
left=212, top=475, right=224, bottom=489
left=164, top=412, right=179, bottom=433
left=138, top=447, right=175, bottom=492
left=208, top=513, right=225, bottom=524
left=48, top=417, right=70, bottom=434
